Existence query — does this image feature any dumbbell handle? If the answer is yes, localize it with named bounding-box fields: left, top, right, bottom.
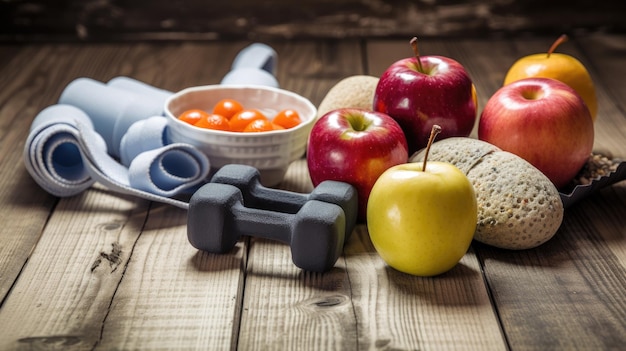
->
left=244, top=183, right=356, bottom=239
left=231, top=201, right=293, bottom=244
left=246, top=186, right=306, bottom=213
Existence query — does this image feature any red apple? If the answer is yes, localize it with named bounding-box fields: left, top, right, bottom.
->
left=373, top=37, right=477, bottom=154
left=307, top=108, right=408, bottom=222
left=478, top=77, right=594, bottom=189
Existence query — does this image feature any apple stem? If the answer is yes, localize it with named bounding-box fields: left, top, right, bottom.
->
left=422, top=125, right=442, bottom=172
left=410, top=37, right=424, bottom=73
left=547, top=34, right=568, bottom=58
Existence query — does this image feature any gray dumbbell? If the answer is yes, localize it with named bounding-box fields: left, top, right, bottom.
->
left=188, top=182, right=346, bottom=272
left=210, top=164, right=357, bottom=238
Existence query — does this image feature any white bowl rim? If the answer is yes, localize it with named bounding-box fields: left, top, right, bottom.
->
left=164, top=84, right=317, bottom=137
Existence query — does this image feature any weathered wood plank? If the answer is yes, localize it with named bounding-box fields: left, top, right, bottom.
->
left=273, top=40, right=369, bottom=107
left=0, top=187, right=150, bottom=350
left=575, top=33, right=626, bottom=161
left=96, top=203, right=247, bottom=350
left=577, top=33, right=626, bottom=270
left=0, top=44, right=65, bottom=304
left=2, top=0, right=625, bottom=42
left=344, top=226, right=507, bottom=350
left=239, top=235, right=357, bottom=351
left=475, top=210, right=626, bottom=350
left=240, top=222, right=508, bottom=350
left=578, top=33, right=626, bottom=105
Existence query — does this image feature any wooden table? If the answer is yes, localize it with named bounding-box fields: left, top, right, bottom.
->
left=1, top=34, right=625, bottom=350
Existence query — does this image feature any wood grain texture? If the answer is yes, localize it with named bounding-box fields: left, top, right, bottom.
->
left=579, top=34, right=626, bottom=104
left=578, top=34, right=626, bottom=270
left=0, top=44, right=62, bottom=303
left=96, top=204, right=246, bottom=350
left=2, top=0, right=625, bottom=42
left=0, top=187, right=149, bottom=350
left=344, top=226, right=507, bottom=350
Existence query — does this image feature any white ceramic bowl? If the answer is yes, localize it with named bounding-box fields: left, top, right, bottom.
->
left=164, top=85, right=317, bottom=186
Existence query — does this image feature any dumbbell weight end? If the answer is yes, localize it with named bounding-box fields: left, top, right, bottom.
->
left=187, top=183, right=243, bottom=253
left=290, top=200, right=346, bottom=272
left=310, top=181, right=357, bottom=239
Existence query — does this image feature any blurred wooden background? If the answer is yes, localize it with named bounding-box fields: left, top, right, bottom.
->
left=2, top=0, right=625, bottom=42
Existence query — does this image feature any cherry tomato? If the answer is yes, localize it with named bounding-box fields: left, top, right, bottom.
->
left=194, top=113, right=231, bottom=131
left=230, top=109, right=268, bottom=132
left=273, top=109, right=301, bottom=129
left=271, top=123, right=285, bottom=130
left=212, top=99, right=244, bottom=120
left=178, top=109, right=209, bottom=125
left=242, top=119, right=283, bottom=132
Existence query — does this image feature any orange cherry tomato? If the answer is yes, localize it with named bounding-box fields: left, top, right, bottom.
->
left=178, top=109, right=209, bottom=125
left=243, top=119, right=283, bottom=132
left=271, top=123, right=285, bottom=130
left=194, top=113, right=231, bottom=131
left=230, top=109, right=268, bottom=132
left=272, top=109, right=301, bottom=129
left=212, top=99, right=244, bottom=120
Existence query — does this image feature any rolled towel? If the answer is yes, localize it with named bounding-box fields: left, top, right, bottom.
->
left=107, top=76, right=173, bottom=104
left=58, top=77, right=165, bottom=158
left=24, top=104, right=100, bottom=197
left=23, top=104, right=210, bottom=209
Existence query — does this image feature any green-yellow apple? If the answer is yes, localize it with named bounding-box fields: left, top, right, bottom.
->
left=504, top=34, right=597, bottom=121
left=478, top=77, right=594, bottom=190
left=373, top=37, right=478, bottom=154
left=366, top=126, right=477, bottom=276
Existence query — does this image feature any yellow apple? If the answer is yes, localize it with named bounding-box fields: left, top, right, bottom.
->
left=503, top=34, right=597, bottom=121
left=366, top=127, right=477, bottom=276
